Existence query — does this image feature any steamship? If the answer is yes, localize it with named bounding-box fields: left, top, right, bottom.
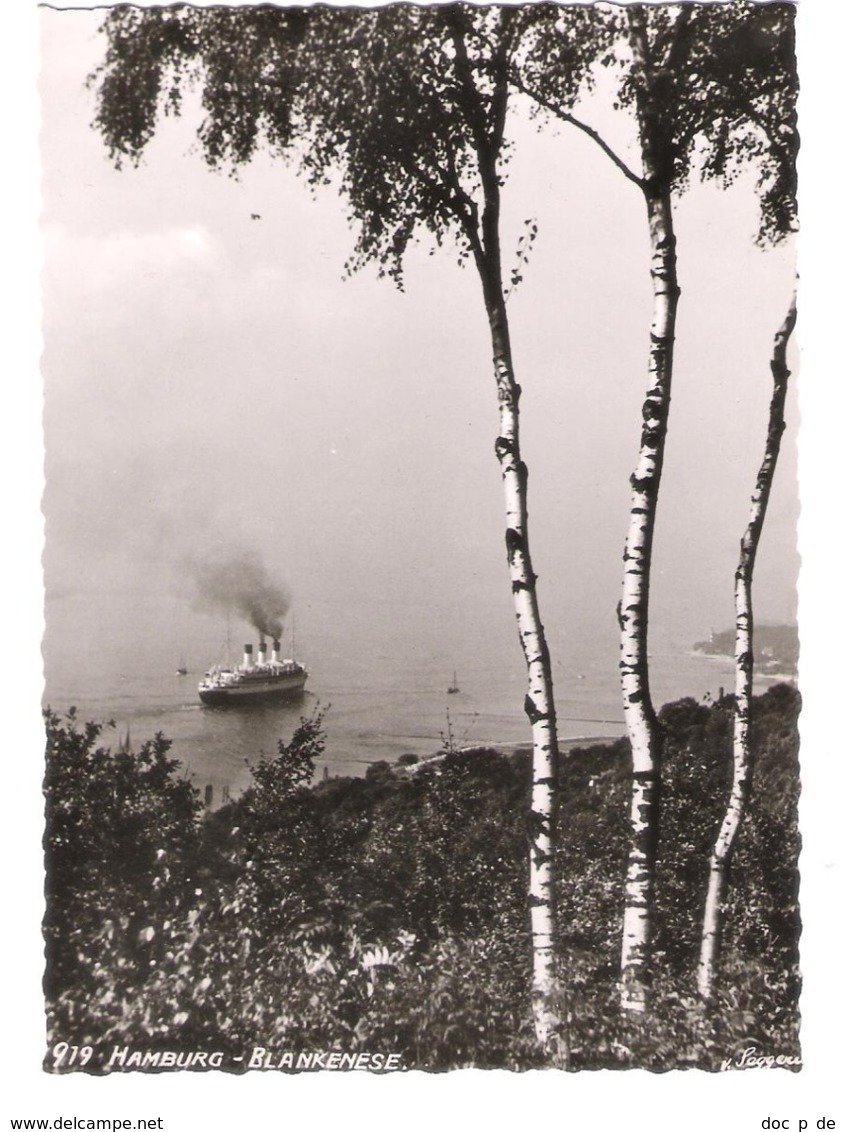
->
left=198, top=639, right=307, bottom=706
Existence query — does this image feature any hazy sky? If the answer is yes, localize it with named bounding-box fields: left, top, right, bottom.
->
left=40, top=7, right=798, bottom=680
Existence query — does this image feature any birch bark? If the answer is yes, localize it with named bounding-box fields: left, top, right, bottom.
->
left=486, top=285, right=562, bottom=1059
left=618, top=186, right=679, bottom=1013
left=617, top=8, right=683, bottom=1014
left=697, top=296, right=797, bottom=1001
left=449, top=13, right=564, bottom=1060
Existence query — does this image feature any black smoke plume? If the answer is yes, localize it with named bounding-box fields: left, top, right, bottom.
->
left=187, top=550, right=291, bottom=639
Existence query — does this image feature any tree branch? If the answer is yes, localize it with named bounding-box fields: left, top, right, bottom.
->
left=513, top=73, right=645, bottom=191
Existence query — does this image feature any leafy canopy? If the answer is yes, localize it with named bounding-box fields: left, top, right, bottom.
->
left=91, top=4, right=601, bottom=288
left=518, top=1, right=797, bottom=244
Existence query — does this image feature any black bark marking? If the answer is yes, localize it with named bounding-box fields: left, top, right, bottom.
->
left=627, top=896, right=651, bottom=909
left=641, top=396, right=666, bottom=423
left=494, top=435, right=515, bottom=460
left=630, top=473, right=657, bottom=496
left=505, top=527, right=523, bottom=556
left=524, top=694, right=544, bottom=724
left=641, top=426, right=662, bottom=450
left=530, top=841, right=553, bottom=867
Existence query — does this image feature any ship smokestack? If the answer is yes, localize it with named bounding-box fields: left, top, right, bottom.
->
left=257, top=640, right=268, bottom=665
left=243, top=643, right=254, bottom=670
left=272, top=639, right=281, bottom=663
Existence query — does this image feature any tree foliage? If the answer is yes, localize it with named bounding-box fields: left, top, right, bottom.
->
left=43, top=708, right=202, bottom=1015
left=519, top=2, right=797, bottom=243
left=45, top=688, right=799, bottom=1071
left=90, top=5, right=610, bottom=284
left=91, top=6, right=311, bottom=170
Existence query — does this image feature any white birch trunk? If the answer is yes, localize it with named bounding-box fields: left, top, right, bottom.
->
left=617, top=8, right=683, bottom=1016
left=618, top=186, right=679, bottom=1014
left=461, top=252, right=561, bottom=1057
left=457, top=32, right=564, bottom=1056
left=488, top=307, right=563, bottom=1062
left=697, top=297, right=796, bottom=1001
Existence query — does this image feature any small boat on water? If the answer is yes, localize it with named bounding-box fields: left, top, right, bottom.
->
left=176, top=655, right=188, bottom=676
left=198, top=639, right=307, bottom=706
left=447, top=670, right=460, bottom=694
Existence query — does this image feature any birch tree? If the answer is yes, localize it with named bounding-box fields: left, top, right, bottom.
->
left=517, top=1, right=797, bottom=1012
left=697, top=296, right=797, bottom=1002
left=690, top=8, right=798, bottom=1004
left=90, top=2, right=599, bottom=1061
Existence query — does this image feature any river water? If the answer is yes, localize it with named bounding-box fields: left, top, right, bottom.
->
left=42, top=586, right=765, bottom=805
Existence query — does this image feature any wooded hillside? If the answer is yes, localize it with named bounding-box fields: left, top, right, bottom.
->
left=44, top=684, right=800, bottom=1071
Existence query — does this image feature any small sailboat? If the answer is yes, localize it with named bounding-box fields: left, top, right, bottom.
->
left=447, top=670, right=460, bottom=694
left=176, top=654, right=188, bottom=676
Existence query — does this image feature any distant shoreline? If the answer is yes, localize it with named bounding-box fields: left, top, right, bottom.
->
left=509, top=734, right=623, bottom=757
left=408, top=732, right=624, bottom=773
